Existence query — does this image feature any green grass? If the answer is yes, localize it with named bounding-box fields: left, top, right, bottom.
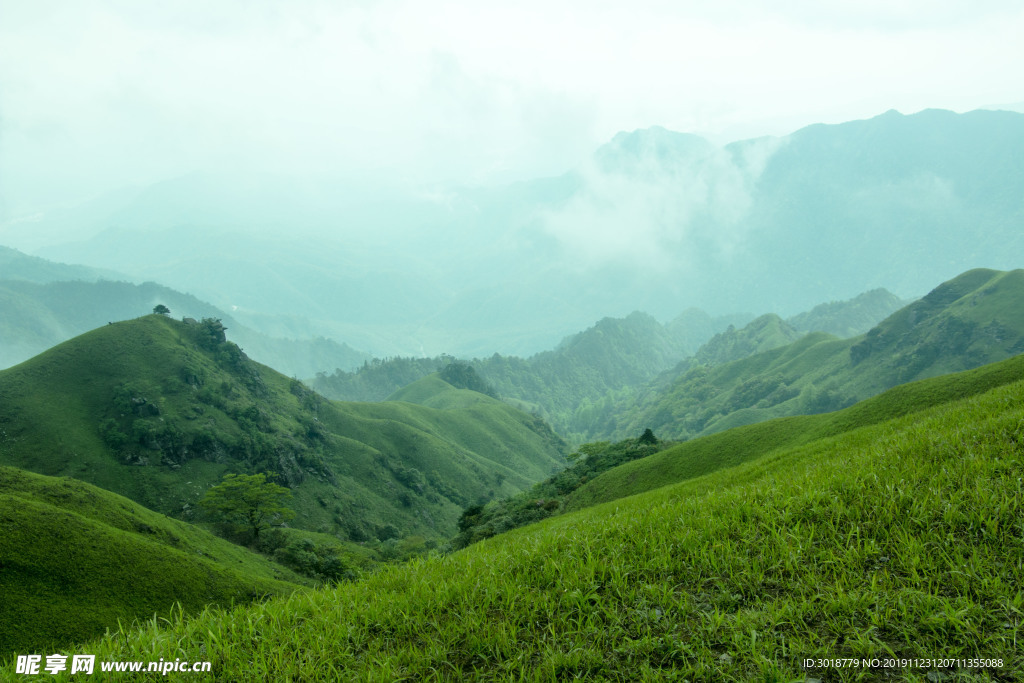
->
left=19, top=367, right=1023, bottom=681
left=568, top=352, right=1024, bottom=511
left=0, top=466, right=308, bottom=658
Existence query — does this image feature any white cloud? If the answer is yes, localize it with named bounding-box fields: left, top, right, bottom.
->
left=540, top=131, right=785, bottom=270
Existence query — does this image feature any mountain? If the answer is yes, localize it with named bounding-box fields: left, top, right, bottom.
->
left=313, top=287, right=906, bottom=443
left=29, top=109, right=1024, bottom=357
left=313, top=310, right=756, bottom=441
left=0, top=244, right=119, bottom=283
left=0, top=275, right=370, bottom=376
left=0, top=466, right=307, bottom=657
left=610, top=268, right=1024, bottom=440
left=676, top=313, right=804, bottom=370
left=785, top=287, right=907, bottom=338
left=48, top=353, right=1024, bottom=679
left=0, top=315, right=566, bottom=544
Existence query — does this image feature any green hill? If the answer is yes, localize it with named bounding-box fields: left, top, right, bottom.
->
left=0, top=276, right=369, bottom=376
left=0, top=315, right=566, bottom=544
left=611, top=268, right=1024, bottom=440
left=0, top=466, right=307, bottom=658
left=32, top=354, right=1023, bottom=680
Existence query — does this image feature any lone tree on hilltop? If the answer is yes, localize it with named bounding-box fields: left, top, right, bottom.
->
left=152, top=304, right=171, bottom=316
left=199, top=473, right=295, bottom=541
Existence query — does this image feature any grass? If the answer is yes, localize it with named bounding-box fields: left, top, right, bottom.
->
left=15, top=366, right=1022, bottom=681
left=0, top=466, right=308, bottom=659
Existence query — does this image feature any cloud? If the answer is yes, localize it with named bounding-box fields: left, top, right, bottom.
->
left=539, top=128, right=784, bottom=271
left=1, top=0, right=1022, bottom=223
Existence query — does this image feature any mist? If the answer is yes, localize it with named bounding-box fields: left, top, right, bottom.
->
left=3, top=1, right=1022, bottom=227
left=2, top=1, right=1024, bottom=360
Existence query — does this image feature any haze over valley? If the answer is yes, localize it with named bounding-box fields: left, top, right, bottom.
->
left=2, top=2, right=1023, bottom=679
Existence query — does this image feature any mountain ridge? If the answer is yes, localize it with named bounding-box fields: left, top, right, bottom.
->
left=0, top=315, right=566, bottom=544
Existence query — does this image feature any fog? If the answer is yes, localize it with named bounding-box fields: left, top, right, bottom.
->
left=2, top=0, right=1022, bottom=232
left=541, top=129, right=784, bottom=271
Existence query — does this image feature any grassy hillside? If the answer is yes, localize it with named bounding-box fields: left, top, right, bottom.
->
left=0, top=315, right=565, bottom=544
left=30, top=358, right=1023, bottom=680
left=611, top=268, right=1024, bottom=440
left=0, top=466, right=307, bottom=658
left=569, top=351, right=1024, bottom=511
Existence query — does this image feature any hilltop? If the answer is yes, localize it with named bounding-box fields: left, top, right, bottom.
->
left=0, top=269, right=369, bottom=376
left=0, top=314, right=566, bottom=544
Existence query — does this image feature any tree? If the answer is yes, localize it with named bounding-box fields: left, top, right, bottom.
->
left=638, top=428, right=659, bottom=445
left=153, top=304, right=171, bottom=316
left=199, top=473, right=295, bottom=541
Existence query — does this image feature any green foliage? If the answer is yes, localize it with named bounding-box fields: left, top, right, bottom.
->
left=270, top=536, right=356, bottom=584
left=452, top=432, right=670, bottom=549
left=40, top=370, right=1024, bottom=680
left=152, top=304, right=170, bottom=316
left=199, top=473, right=295, bottom=541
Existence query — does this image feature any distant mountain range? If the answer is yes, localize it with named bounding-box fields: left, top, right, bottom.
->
left=14, top=107, right=1024, bottom=357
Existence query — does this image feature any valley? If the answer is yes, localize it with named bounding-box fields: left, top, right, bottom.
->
left=2, top=106, right=1023, bottom=680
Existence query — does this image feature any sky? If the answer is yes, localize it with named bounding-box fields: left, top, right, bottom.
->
left=1, top=0, right=1023, bottom=221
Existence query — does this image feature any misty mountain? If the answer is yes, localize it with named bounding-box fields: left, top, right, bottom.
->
left=312, top=309, right=757, bottom=441
left=0, top=277, right=369, bottom=377
left=785, top=288, right=908, bottom=338
left=27, top=108, right=1024, bottom=358
left=0, top=244, right=120, bottom=283
left=314, top=285, right=901, bottom=442
left=676, top=314, right=805, bottom=371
